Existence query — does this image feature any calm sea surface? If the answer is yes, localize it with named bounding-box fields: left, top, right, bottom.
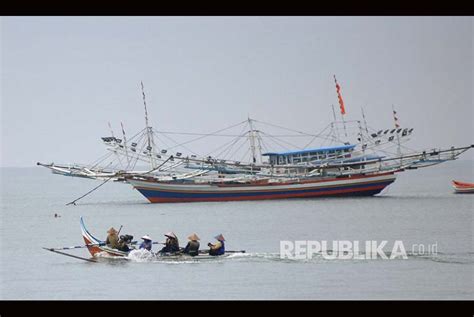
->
left=1, top=160, right=473, bottom=299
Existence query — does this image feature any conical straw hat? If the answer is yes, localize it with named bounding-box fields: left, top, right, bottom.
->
left=141, top=235, right=152, bottom=241
left=164, top=232, right=177, bottom=239
left=107, top=227, right=117, bottom=234
left=187, top=233, right=200, bottom=241
left=214, top=234, right=225, bottom=241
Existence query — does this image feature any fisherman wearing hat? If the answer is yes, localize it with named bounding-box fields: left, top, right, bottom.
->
left=106, top=227, right=120, bottom=249
left=159, top=232, right=180, bottom=254
left=139, top=235, right=153, bottom=251
left=208, top=234, right=225, bottom=256
left=183, top=233, right=200, bottom=256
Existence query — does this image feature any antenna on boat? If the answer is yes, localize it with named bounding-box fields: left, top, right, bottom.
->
left=141, top=81, right=156, bottom=168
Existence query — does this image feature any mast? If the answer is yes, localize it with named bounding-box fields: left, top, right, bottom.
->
left=248, top=116, right=257, bottom=164
left=392, top=105, right=401, bottom=156
left=331, top=104, right=340, bottom=141
left=359, top=107, right=369, bottom=154
left=361, top=107, right=369, bottom=133
left=108, top=122, right=115, bottom=137
left=121, top=122, right=130, bottom=166
left=357, top=120, right=365, bottom=154
left=141, top=81, right=155, bottom=168
left=106, top=122, right=125, bottom=168
left=341, top=112, right=348, bottom=139
left=256, top=131, right=264, bottom=165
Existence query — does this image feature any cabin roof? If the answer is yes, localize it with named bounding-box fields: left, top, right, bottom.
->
left=262, top=144, right=356, bottom=157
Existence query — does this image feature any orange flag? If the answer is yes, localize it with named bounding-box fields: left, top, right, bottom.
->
left=334, top=75, right=346, bottom=115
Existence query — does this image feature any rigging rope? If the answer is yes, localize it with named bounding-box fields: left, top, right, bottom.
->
left=163, top=120, right=248, bottom=151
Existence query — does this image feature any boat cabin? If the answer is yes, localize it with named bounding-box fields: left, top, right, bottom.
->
left=262, top=144, right=355, bottom=165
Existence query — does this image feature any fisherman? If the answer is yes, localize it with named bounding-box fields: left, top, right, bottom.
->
left=183, top=233, right=200, bottom=256
left=106, top=227, right=120, bottom=249
left=208, top=234, right=225, bottom=256
left=117, top=234, right=133, bottom=252
left=139, top=235, right=153, bottom=251
left=159, top=232, right=180, bottom=254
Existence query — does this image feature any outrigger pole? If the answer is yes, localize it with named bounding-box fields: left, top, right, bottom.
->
left=46, top=240, right=164, bottom=251
left=42, top=247, right=98, bottom=263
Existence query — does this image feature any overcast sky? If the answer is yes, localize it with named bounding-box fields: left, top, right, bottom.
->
left=1, top=16, right=473, bottom=167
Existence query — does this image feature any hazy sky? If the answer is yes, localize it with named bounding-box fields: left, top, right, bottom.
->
left=1, top=16, right=473, bottom=167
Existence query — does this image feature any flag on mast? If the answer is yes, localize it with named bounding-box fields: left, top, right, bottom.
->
left=334, top=75, right=346, bottom=115
left=392, top=108, right=400, bottom=128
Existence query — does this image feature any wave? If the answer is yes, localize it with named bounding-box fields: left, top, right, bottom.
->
left=110, top=249, right=474, bottom=265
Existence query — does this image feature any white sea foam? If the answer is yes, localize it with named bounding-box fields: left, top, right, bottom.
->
left=127, top=249, right=155, bottom=262
left=94, top=251, right=123, bottom=259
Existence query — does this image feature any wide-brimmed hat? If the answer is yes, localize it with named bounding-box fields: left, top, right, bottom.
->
left=141, top=235, right=152, bottom=241
left=187, top=233, right=200, bottom=241
left=164, top=232, right=177, bottom=239
left=214, top=234, right=225, bottom=242
left=107, top=227, right=118, bottom=234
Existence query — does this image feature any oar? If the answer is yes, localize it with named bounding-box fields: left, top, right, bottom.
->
left=43, top=247, right=98, bottom=263
left=198, top=250, right=245, bottom=254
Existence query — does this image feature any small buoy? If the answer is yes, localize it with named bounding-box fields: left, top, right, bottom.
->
left=54, top=213, right=61, bottom=218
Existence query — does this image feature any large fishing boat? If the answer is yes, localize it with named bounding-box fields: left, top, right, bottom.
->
left=126, top=172, right=397, bottom=203
left=38, top=78, right=473, bottom=203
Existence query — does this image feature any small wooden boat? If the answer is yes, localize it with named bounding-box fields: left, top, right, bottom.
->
left=80, top=217, right=244, bottom=259
left=452, top=180, right=474, bottom=194
left=81, top=217, right=129, bottom=257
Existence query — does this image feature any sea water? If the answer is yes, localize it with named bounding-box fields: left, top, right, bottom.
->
left=0, top=160, right=472, bottom=299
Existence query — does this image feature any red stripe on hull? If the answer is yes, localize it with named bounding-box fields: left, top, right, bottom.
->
left=83, top=236, right=121, bottom=257
left=147, top=184, right=388, bottom=203
left=83, top=236, right=103, bottom=256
